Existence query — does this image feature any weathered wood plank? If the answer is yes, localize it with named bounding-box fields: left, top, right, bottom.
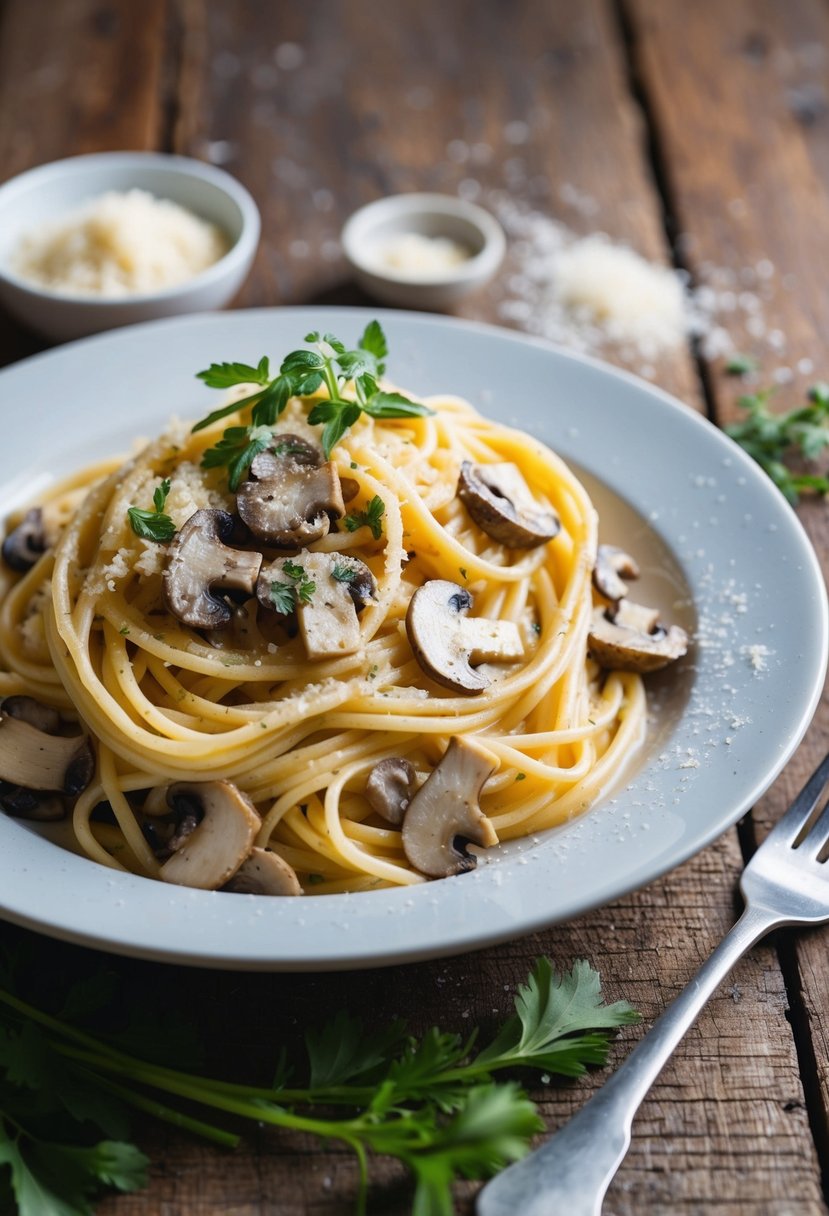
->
left=624, top=0, right=829, bottom=1205
left=173, top=0, right=701, bottom=408
left=0, top=0, right=822, bottom=1212
left=87, top=832, right=822, bottom=1215
left=0, top=0, right=168, bottom=365
left=623, top=0, right=829, bottom=416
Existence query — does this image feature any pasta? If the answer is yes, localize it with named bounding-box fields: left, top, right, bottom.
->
left=0, top=356, right=666, bottom=897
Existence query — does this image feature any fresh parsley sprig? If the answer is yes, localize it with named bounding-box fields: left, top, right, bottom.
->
left=200, top=424, right=273, bottom=492
left=0, top=957, right=638, bottom=1216
left=269, top=560, right=316, bottom=614
left=332, top=562, right=359, bottom=584
left=726, top=382, right=829, bottom=504
left=193, top=322, right=434, bottom=485
left=126, top=478, right=176, bottom=543
left=344, top=495, right=385, bottom=540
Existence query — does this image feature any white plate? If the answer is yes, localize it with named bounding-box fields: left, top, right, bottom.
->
left=0, top=309, right=825, bottom=970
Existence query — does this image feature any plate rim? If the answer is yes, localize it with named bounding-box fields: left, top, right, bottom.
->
left=0, top=306, right=825, bottom=970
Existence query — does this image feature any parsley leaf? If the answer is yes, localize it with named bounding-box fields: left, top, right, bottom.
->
left=306, top=1012, right=406, bottom=1089
left=344, top=495, right=385, bottom=540
left=281, top=560, right=315, bottom=604
left=249, top=374, right=297, bottom=427
left=269, top=582, right=297, bottom=615
left=0, top=956, right=636, bottom=1215
left=724, top=353, right=758, bottom=377
left=726, top=382, right=829, bottom=504
left=332, top=562, right=358, bottom=584
left=361, top=391, right=433, bottom=419
left=200, top=425, right=272, bottom=491
left=126, top=478, right=175, bottom=543
left=307, top=398, right=362, bottom=459
left=192, top=321, right=434, bottom=470
left=358, top=319, right=389, bottom=374
left=473, top=958, right=639, bottom=1077
left=196, top=357, right=271, bottom=389
left=407, top=1084, right=542, bottom=1214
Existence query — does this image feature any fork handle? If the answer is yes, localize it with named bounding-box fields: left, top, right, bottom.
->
left=477, top=903, right=781, bottom=1216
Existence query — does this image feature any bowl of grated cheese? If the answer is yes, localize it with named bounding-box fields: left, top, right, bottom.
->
left=0, top=152, right=260, bottom=342
left=341, top=193, right=506, bottom=311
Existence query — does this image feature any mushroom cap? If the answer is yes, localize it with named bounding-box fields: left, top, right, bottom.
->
left=237, top=453, right=345, bottom=547
left=222, top=847, right=303, bottom=896
left=330, top=553, right=376, bottom=612
left=0, top=784, right=65, bottom=821
left=592, top=544, right=640, bottom=602
left=406, top=580, right=524, bottom=695
left=2, top=508, right=47, bottom=572
left=457, top=461, right=560, bottom=549
left=163, top=509, right=263, bottom=630
left=297, top=551, right=375, bottom=660
left=402, top=735, right=499, bottom=877
left=0, top=708, right=93, bottom=795
left=159, top=780, right=260, bottom=890
left=267, top=434, right=322, bottom=467
left=339, top=476, right=360, bottom=504
left=366, top=757, right=419, bottom=825
left=2, top=695, right=62, bottom=734
left=588, top=600, right=689, bottom=673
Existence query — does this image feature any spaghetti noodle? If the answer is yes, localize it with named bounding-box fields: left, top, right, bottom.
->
left=0, top=349, right=656, bottom=895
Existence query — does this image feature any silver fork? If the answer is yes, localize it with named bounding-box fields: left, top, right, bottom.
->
left=477, top=750, right=829, bottom=1216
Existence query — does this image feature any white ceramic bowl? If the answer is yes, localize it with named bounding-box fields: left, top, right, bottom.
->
left=0, top=152, right=261, bottom=342
left=341, top=193, right=505, bottom=310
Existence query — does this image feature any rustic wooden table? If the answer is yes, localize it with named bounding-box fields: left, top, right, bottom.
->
left=1, top=1, right=829, bottom=1213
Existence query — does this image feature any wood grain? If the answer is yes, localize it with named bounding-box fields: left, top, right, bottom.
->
left=172, top=0, right=701, bottom=407
left=0, top=0, right=168, bottom=365
left=624, top=0, right=829, bottom=1204
left=0, top=0, right=826, bottom=1212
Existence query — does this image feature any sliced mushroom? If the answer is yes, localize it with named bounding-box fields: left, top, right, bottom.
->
left=329, top=553, right=376, bottom=612
left=258, top=552, right=375, bottom=660
left=159, top=780, right=260, bottom=890
left=339, top=476, right=360, bottom=503
left=222, top=846, right=302, bottom=895
left=592, top=544, right=640, bottom=602
left=457, top=462, right=560, bottom=549
left=1, top=501, right=66, bottom=572
left=366, top=757, right=418, bottom=825
left=0, top=709, right=93, bottom=795
left=402, top=736, right=499, bottom=877
left=267, top=434, right=322, bottom=467
left=163, top=509, right=263, bottom=630
left=0, top=784, right=64, bottom=821
left=588, top=600, right=689, bottom=673
left=0, top=696, right=74, bottom=819
left=3, top=509, right=47, bottom=572
left=237, top=449, right=345, bottom=547
left=2, top=696, right=62, bottom=734
left=406, top=580, right=524, bottom=695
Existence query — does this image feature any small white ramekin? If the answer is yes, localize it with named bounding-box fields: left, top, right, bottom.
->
left=341, top=193, right=505, bottom=310
left=0, top=152, right=261, bottom=342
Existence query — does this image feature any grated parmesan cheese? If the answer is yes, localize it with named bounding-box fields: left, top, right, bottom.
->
left=373, top=232, right=472, bottom=279
left=11, top=189, right=229, bottom=297
left=162, top=461, right=232, bottom=528
left=551, top=236, right=686, bottom=350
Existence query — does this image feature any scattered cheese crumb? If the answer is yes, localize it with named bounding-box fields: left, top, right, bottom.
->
left=742, top=643, right=772, bottom=672
left=551, top=236, right=686, bottom=350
